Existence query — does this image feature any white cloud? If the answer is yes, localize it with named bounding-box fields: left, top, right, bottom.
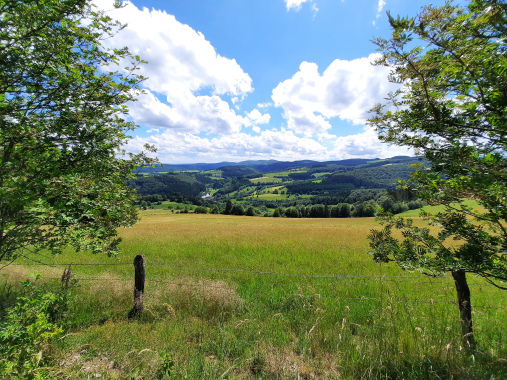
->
left=127, top=89, right=246, bottom=134
left=272, top=54, right=399, bottom=136
left=246, top=109, right=271, bottom=125
left=285, top=0, right=317, bottom=14
left=98, top=1, right=252, bottom=96
left=330, top=128, right=413, bottom=159
left=93, top=0, right=253, bottom=134
left=127, top=129, right=328, bottom=163
left=257, top=102, right=273, bottom=109
left=285, top=0, right=310, bottom=11
left=91, top=1, right=408, bottom=164
left=312, top=3, right=319, bottom=17
left=377, top=0, right=386, bottom=18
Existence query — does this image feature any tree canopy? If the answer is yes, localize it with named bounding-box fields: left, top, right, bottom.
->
left=367, top=0, right=507, bottom=347
left=0, top=0, right=154, bottom=263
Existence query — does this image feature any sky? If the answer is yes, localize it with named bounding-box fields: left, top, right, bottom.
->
left=94, top=0, right=451, bottom=164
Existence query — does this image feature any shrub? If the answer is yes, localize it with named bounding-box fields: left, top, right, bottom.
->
left=194, top=206, right=208, bottom=214
left=0, top=274, right=75, bottom=379
left=230, top=204, right=244, bottom=216
left=285, top=207, right=300, bottom=218
left=245, top=206, right=256, bottom=216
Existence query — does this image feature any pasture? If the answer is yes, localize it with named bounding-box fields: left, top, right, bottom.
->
left=249, top=177, right=283, bottom=184
left=2, top=212, right=506, bottom=379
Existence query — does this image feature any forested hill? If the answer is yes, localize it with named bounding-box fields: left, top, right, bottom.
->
left=137, top=156, right=417, bottom=174
left=130, top=156, right=423, bottom=198
left=131, top=156, right=426, bottom=217
left=128, top=172, right=207, bottom=196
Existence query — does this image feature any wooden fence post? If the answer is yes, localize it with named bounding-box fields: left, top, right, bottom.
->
left=128, top=254, right=145, bottom=319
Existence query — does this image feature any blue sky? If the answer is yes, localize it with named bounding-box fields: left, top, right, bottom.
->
left=95, top=0, right=451, bottom=164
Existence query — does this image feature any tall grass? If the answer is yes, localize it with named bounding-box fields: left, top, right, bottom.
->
left=1, top=212, right=505, bottom=379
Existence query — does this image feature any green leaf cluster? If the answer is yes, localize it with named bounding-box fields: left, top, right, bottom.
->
left=368, top=0, right=507, bottom=289
left=0, top=276, right=74, bottom=379
left=0, top=0, right=157, bottom=261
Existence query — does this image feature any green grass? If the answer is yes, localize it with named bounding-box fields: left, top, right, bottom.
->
left=144, top=201, right=196, bottom=211
left=249, top=176, right=283, bottom=184
left=264, top=170, right=306, bottom=178
left=1, top=212, right=505, bottom=379
left=398, top=199, right=482, bottom=217
left=203, top=169, right=222, bottom=179
left=312, top=172, right=332, bottom=178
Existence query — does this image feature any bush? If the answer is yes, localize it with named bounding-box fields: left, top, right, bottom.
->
left=245, top=206, right=256, bottom=216
left=0, top=274, right=75, bottom=379
left=352, top=200, right=379, bottom=217
left=194, top=206, right=208, bottom=214
left=230, top=204, right=244, bottom=216
left=285, top=207, right=300, bottom=218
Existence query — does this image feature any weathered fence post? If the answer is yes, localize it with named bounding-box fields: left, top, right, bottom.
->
left=128, top=254, right=145, bottom=319
left=452, top=269, right=475, bottom=349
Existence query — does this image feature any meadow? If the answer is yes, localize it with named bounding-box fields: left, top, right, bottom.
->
left=1, top=212, right=506, bottom=379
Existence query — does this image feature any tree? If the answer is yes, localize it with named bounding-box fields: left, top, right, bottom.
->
left=230, top=203, right=244, bottom=216
left=284, top=206, right=299, bottom=218
left=245, top=206, right=256, bottom=216
left=367, top=0, right=507, bottom=348
left=224, top=200, right=233, bottom=215
left=352, top=201, right=378, bottom=217
left=339, top=203, right=351, bottom=218
left=0, top=0, right=155, bottom=264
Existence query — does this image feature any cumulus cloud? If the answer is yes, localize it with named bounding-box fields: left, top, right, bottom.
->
left=93, top=0, right=253, bottom=134
left=95, top=0, right=252, bottom=96
left=126, top=129, right=328, bottom=163
left=91, top=1, right=407, bottom=163
left=246, top=109, right=271, bottom=125
left=272, top=54, right=399, bottom=136
left=127, top=90, right=246, bottom=134
left=330, top=127, right=413, bottom=159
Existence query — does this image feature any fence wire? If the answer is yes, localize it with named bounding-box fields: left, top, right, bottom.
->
left=4, top=261, right=506, bottom=311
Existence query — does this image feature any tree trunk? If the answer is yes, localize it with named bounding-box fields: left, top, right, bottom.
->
left=451, top=269, right=475, bottom=349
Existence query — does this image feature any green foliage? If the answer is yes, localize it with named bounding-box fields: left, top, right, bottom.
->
left=0, top=0, right=157, bottom=261
left=245, top=206, right=256, bottom=216
left=128, top=173, right=207, bottom=196
left=156, top=350, right=174, bottom=379
left=325, top=163, right=416, bottom=189
left=194, top=206, right=208, bottom=214
left=330, top=203, right=352, bottom=218
left=230, top=203, right=245, bottom=216
left=368, top=0, right=507, bottom=288
left=0, top=275, right=74, bottom=379
left=224, top=200, right=233, bottom=215
left=219, top=165, right=261, bottom=178
left=284, top=206, right=300, bottom=218
left=352, top=200, right=380, bottom=217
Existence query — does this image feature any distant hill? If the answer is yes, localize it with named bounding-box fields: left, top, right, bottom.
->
left=128, top=172, right=206, bottom=196
left=285, top=157, right=422, bottom=195
left=137, top=156, right=419, bottom=175
left=219, top=165, right=261, bottom=178
left=130, top=156, right=425, bottom=202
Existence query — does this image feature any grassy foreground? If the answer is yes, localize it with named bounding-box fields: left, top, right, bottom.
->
left=1, top=211, right=506, bottom=379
